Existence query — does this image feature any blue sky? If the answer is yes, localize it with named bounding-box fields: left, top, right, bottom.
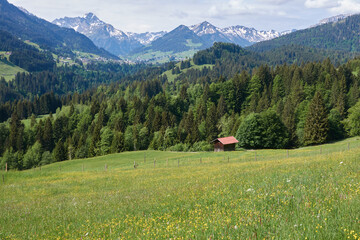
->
left=8, top=0, right=360, bottom=33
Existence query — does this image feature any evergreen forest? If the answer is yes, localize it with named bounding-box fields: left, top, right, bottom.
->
left=0, top=43, right=360, bottom=170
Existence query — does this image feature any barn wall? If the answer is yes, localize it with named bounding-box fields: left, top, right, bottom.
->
left=224, top=144, right=236, bottom=151
left=214, top=142, right=224, bottom=152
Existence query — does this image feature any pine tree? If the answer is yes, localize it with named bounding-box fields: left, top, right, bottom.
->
left=303, top=92, right=329, bottom=145
left=205, top=103, right=219, bottom=141
left=217, top=95, right=226, bottom=117
left=42, top=117, right=54, bottom=152
left=8, top=113, right=24, bottom=152
left=53, top=140, right=67, bottom=162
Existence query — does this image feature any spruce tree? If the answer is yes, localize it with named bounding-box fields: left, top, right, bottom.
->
left=303, top=92, right=329, bottom=145
left=53, top=140, right=67, bottom=162
left=217, top=95, right=226, bottom=117
left=205, top=103, right=218, bottom=141
left=8, top=113, right=24, bottom=152
left=42, top=117, right=54, bottom=152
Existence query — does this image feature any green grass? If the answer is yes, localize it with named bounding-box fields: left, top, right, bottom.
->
left=163, top=60, right=214, bottom=82
left=129, top=50, right=175, bottom=64
left=74, top=51, right=101, bottom=60
left=129, top=49, right=201, bottom=64
left=0, top=138, right=359, bottom=239
left=185, top=39, right=203, bottom=48
left=0, top=59, right=27, bottom=81
left=24, top=40, right=42, bottom=51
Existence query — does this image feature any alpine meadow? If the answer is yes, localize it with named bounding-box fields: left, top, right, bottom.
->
left=0, top=0, right=360, bottom=238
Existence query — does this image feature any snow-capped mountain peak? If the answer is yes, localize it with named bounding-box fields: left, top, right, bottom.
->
left=220, top=25, right=283, bottom=43
left=54, top=14, right=292, bottom=58
left=53, top=13, right=166, bottom=56
left=189, top=21, right=221, bottom=36
left=84, top=12, right=98, bottom=21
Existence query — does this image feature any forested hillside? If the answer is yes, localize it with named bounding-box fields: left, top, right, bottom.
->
left=0, top=0, right=116, bottom=59
left=0, top=47, right=359, bottom=170
left=0, top=30, right=55, bottom=72
left=250, top=14, right=360, bottom=53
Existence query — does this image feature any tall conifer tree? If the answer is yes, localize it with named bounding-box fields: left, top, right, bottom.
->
left=304, top=92, right=329, bottom=145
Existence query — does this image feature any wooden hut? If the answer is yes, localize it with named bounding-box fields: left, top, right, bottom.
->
left=212, top=136, right=239, bottom=152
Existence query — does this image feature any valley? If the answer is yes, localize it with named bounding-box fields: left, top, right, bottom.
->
left=0, top=0, right=360, bottom=238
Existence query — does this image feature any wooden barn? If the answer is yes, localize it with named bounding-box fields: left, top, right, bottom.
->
left=212, top=136, right=239, bottom=152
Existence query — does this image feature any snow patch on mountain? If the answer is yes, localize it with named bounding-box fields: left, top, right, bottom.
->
left=312, top=13, right=355, bottom=27
left=220, top=26, right=283, bottom=43
left=127, top=31, right=167, bottom=45
left=189, top=21, right=222, bottom=36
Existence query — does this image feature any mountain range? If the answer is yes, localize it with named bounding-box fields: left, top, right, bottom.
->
left=1, top=0, right=359, bottom=67
left=54, top=12, right=354, bottom=63
left=53, top=13, right=291, bottom=61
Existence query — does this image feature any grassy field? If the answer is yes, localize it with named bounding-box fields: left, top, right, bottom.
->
left=162, top=61, right=214, bottom=82
left=0, top=138, right=359, bottom=239
left=0, top=59, right=27, bottom=82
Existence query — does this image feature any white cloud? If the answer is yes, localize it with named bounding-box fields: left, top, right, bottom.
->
left=304, top=0, right=339, bottom=9
left=256, top=0, right=294, bottom=5
left=208, top=0, right=293, bottom=18
left=329, top=0, right=360, bottom=14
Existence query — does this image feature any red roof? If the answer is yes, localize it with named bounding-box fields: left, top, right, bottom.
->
left=213, top=136, right=239, bottom=145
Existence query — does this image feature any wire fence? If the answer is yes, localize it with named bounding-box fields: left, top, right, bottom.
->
left=1, top=139, right=360, bottom=176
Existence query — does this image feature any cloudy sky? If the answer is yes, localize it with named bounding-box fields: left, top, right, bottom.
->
left=7, top=0, right=360, bottom=33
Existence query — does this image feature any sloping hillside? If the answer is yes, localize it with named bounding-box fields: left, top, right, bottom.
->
left=0, top=0, right=117, bottom=59
left=250, top=14, right=360, bottom=53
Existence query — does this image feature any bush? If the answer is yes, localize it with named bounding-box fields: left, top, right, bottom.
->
left=236, top=111, right=289, bottom=149
left=169, top=143, right=190, bottom=152
left=191, top=141, right=212, bottom=152
left=344, top=99, right=360, bottom=136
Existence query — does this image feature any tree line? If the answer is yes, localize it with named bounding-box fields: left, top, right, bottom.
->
left=0, top=56, right=359, bottom=170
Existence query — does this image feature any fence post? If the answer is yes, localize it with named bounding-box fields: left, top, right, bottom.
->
left=134, top=161, right=136, bottom=169
left=5, top=163, right=7, bottom=172
left=105, top=164, right=108, bottom=171
left=154, top=158, right=156, bottom=168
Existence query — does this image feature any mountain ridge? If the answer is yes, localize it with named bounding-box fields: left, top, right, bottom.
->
left=249, top=13, right=360, bottom=54
left=53, top=13, right=166, bottom=56
left=0, top=0, right=117, bottom=59
left=53, top=13, right=290, bottom=61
